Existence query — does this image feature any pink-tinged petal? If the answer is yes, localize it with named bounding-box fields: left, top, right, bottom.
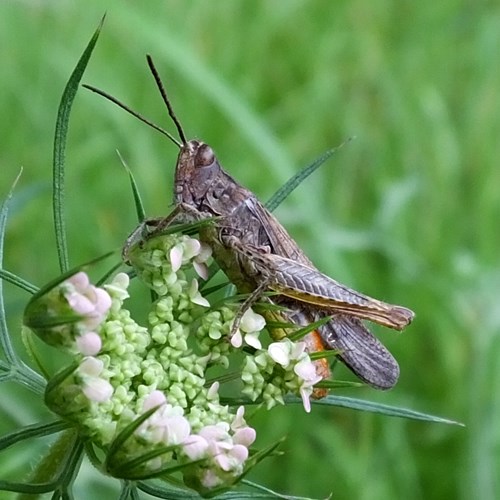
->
left=294, top=360, right=317, bottom=382
left=143, top=390, right=167, bottom=411
left=268, top=342, right=290, bottom=366
left=233, top=427, right=256, bottom=447
left=67, top=292, right=95, bottom=315
left=183, top=434, right=209, bottom=460
left=183, top=238, right=201, bottom=260
left=229, top=444, right=249, bottom=464
left=199, top=424, right=229, bottom=442
left=79, top=357, right=104, bottom=377
left=68, top=272, right=90, bottom=290
left=164, top=415, right=191, bottom=445
left=76, top=332, right=102, bottom=356
left=300, top=387, right=312, bottom=413
left=94, top=288, right=112, bottom=314
left=193, top=261, right=209, bottom=280
left=169, top=245, right=183, bottom=272
left=214, top=453, right=232, bottom=471
left=83, top=378, right=113, bottom=402
left=230, top=329, right=243, bottom=348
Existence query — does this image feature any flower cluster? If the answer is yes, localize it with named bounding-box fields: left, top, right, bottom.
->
left=24, top=232, right=323, bottom=492
left=24, top=271, right=112, bottom=353
left=241, top=339, right=323, bottom=412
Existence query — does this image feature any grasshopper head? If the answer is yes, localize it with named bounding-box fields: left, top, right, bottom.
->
left=174, top=140, right=219, bottom=206
left=174, top=140, right=249, bottom=216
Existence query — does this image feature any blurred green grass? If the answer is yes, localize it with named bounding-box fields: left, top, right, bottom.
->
left=1, top=0, right=499, bottom=499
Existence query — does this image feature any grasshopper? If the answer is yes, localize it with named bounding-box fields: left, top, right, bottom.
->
left=84, top=56, right=414, bottom=392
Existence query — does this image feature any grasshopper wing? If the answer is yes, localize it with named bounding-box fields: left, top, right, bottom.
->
left=321, top=314, right=400, bottom=389
left=252, top=251, right=414, bottom=330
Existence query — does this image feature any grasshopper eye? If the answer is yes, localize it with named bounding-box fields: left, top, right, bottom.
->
left=196, top=144, right=215, bottom=167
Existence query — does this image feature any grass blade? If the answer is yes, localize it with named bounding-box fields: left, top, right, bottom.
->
left=52, top=16, right=105, bottom=273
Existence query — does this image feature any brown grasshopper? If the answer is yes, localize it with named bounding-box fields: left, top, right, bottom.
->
left=84, top=56, right=414, bottom=392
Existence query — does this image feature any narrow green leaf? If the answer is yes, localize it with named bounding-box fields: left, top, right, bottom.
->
left=52, top=16, right=105, bottom=273
left=137, top=480, right=202, bottom=499
left=298, top=395, right=464, bottom=425
left=117, top=149, right=146, bottom=223
left=105, top=405, right=161, bottom=470
left=0, top=169, right=24, bottom=364
left=24, top=250, right=115, bottom=305
left=240, top=480, right=320, bottom=500
left=0, top=268, right=38, bottom=294
left=314, top=379, right=364, bottom=389
left=0, top=420, right=70, bottom=452
left=265, top=140, right=351, bottom=212
left=0, top=480, right=57, bottom=494
left=96, top=260, right=123, bottom=287
left=21, top=326, right=51, bottom=380
left=288, top=315, right=333, bottom=342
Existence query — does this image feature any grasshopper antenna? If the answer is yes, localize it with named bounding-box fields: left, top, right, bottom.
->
left=82, top=83, right=182, bottom=148
left=146, top=54, right=188, bottom=146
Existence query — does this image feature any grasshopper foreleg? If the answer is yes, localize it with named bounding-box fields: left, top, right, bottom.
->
left=122, top=203, right=206, bottom=263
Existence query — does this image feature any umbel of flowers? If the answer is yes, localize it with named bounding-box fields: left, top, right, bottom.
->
left=23, top=232, right=322, bottom=492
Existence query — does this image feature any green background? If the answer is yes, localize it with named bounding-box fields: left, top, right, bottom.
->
left=1, top=1, right=499, bottom=499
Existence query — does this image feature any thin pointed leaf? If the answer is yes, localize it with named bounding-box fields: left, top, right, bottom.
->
left=52, top=16, right=105, bottom=273
left=105, top=405, right=161, bottom=468
left=240, top=480, right=321, bottom=500
left=0, top=268, right=38, bottom=294
left=137, top=480, right=203, bottom=499
left=314, top=379, right=364, bottom=389
left=83, top=441, right=104, bottom=470
left=198, top=281, right=231, bottom=296
left=0, top=169, right=24, bottom=364
left=0, top=480, right=57, bottom=494
left=25, top=250, right=115, bottom=305
left=117, top=149, right=146, bottom=223
left=290, top=395, right=464, bottom=425
left=265, top=141, right=351, bottom=212
left=288, top=315, right=333, bottom=342
left=96, top=260, right=123, bottom=287
left=21, top=326, right=51, bottom=380
left=114, top=444, right=181, bottom=478
left=0, top=420, right=70, bottom=452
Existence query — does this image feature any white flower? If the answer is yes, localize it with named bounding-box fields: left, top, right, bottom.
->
left=294, top=359, right=322, bottom=413
left=188, top=279, right=210, bottom=307
left=79, top=357, right=113, bottom=402
left=82, top=377, right=114, bottom=402
left=169, top=244, right=184, bottom=272
left=267, top=339, right=322, bottom=413
left=64, top=272, right=112, bottom=329
left=104, top=272, right=130, bottom=301
left=137, top=394, right=192, bottom=447
left=193, top=243, right=212, bottom=280
left=230, top=309, right=265, bottom=349
left=268, top=341, right=292, bottom=366
left=75, top=331, right=102, bottom=356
